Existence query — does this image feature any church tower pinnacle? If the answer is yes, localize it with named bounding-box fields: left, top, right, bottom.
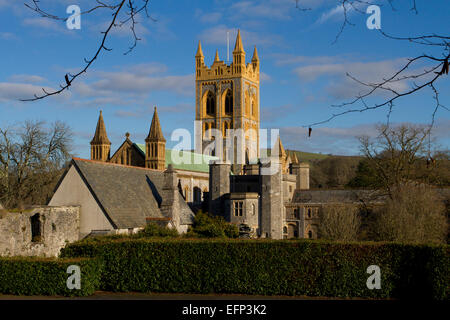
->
left=90, top=110, right=111, bottom=162
left=195, top=40, right=205, bottom=77
left=145, top=106, right=166, bottom=170
left=232, top=29, right=246, bottom=74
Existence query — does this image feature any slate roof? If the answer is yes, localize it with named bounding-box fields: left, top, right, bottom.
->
left=71, top=158, right=194, bottom=229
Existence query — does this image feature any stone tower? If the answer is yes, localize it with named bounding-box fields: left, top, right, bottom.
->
left=90, top=110, right=111, bottom=162
left=259, top=159, right=283, bottom=239
left=208, top=160, right=231, bottom=218
left=145, top=107, right=166, bottom=170
left=195, top=30, right=260, bottom=174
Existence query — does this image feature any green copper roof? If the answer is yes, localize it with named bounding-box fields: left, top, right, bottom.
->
left=135, top=144, right=219, bottom=173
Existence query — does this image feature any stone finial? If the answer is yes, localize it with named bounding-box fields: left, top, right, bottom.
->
left=251, top=46, right=259, bottom=62
left=214, top=49, right=220, bottom=62
left=195, top=40, right=204, bottom=57
left=233, top=29, right=244, bottom=53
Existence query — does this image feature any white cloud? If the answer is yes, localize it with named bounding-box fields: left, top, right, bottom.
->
left=0, top=82, right=55, bottom=102
left=0, top=32, right=16, bottom=40
left=278, top=119, right=450, bottom=156
left=229, top=0, right=294, bottom=20
left=316, top=3, right=348, bottom=24
left=294, top=58, right=412, bottom=99
left=69, top=63, right=194, bottom=103
left=272, top=54, right=337, bottom=66
left=22, top=17, right=68, bottom=33
left=114, top=103, right=193, bottom=118
left=260, top=72, right=271, bottom=82
left=195, top=9, right=222, bottom=23
left=8, top=74, right=46, bottom=84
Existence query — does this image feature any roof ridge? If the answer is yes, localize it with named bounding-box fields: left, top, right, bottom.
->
left=72, top=157, right=165, bottom=172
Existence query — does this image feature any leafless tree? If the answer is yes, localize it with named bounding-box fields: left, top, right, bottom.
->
left=371, top=182, right=447, bottom=244
left=358, top=123, right=436, bottom=197
left=0, top=121, right=72, bottom=208
left=318, top=203, right=361, bottom=241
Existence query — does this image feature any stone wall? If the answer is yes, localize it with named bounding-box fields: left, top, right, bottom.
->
left=0, top=206, right=80, bottom=257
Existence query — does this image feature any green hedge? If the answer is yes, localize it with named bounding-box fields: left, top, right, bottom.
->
left=0, top=257, right=102, bottom=296
left=61, top=238, right=449, bottom=300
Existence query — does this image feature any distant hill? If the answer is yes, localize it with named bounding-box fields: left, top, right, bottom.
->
left=262, top=148, right=362, bottom=162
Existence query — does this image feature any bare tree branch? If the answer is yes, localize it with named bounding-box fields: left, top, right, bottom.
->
left=20, top=0, right=152, bottom=101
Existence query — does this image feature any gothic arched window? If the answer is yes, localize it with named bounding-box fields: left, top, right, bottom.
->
left=206, top=91, right=215, bottom=115
left=225, top=90, right=233, bottom=114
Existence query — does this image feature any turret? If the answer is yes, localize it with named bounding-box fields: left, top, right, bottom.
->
left=233, top=29, right=245, bottom=74
left=251, top=46, right=259, bottom=70
left=214, top=49, right=220, bottom=63
left=145, top=107, right=166, bottom=170
left=195, top=40, right=204, bottom=77
left=90, top=110, right=111, bottom=162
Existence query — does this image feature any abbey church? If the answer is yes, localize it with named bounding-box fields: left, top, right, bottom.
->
left=50, top=31, right=331, bottom=240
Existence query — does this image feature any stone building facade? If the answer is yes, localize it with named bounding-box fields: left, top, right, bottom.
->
left=195, top=30, right=260, bottom=174
left=0, top=206, right=80, bottom=257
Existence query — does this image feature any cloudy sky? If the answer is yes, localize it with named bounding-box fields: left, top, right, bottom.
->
left=0, top=0, right=449, bottom=157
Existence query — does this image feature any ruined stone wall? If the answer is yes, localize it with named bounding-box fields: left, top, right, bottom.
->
left=0, top=206, right=80, bottom=257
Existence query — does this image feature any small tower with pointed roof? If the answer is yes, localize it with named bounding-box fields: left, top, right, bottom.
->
left=90, top=110, right=111, bottom=162
left=145, top=107, right=166, bottom=170
left=232, top=29, right=245, bottom=74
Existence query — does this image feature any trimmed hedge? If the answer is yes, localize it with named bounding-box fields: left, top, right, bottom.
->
left=0, top=257, right=102, bottom=296
left=61, top=238, right=449, bottom=300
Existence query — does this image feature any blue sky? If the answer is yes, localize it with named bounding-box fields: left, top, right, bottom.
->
left=0, top=0, right=449, bottom=158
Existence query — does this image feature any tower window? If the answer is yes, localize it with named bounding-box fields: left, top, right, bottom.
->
left=206, top=91, right=216, bottom=115
left=225, top=90, right=233, bottom=114
left=234, top=201, right=243, bottom=217
left=308, top=230, right=313, bottom=239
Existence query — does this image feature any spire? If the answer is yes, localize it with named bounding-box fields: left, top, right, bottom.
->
left=291, top=151, right=299, bottom=164
left=195, top=40, right=204, bottom=57
left=251, top=46, right=259, bottom=62
left=90, top=110, right=110, bottom=145
left=233, top=29, right=244, bottom=53
left=274, top=135, right=286, bottom=159
left=147, top=106, right=166, bottom=141
left=214, top=49, right=220, bottom=62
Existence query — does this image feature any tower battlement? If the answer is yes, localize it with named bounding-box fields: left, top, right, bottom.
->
left=195, top=30, right=259, bottom=83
